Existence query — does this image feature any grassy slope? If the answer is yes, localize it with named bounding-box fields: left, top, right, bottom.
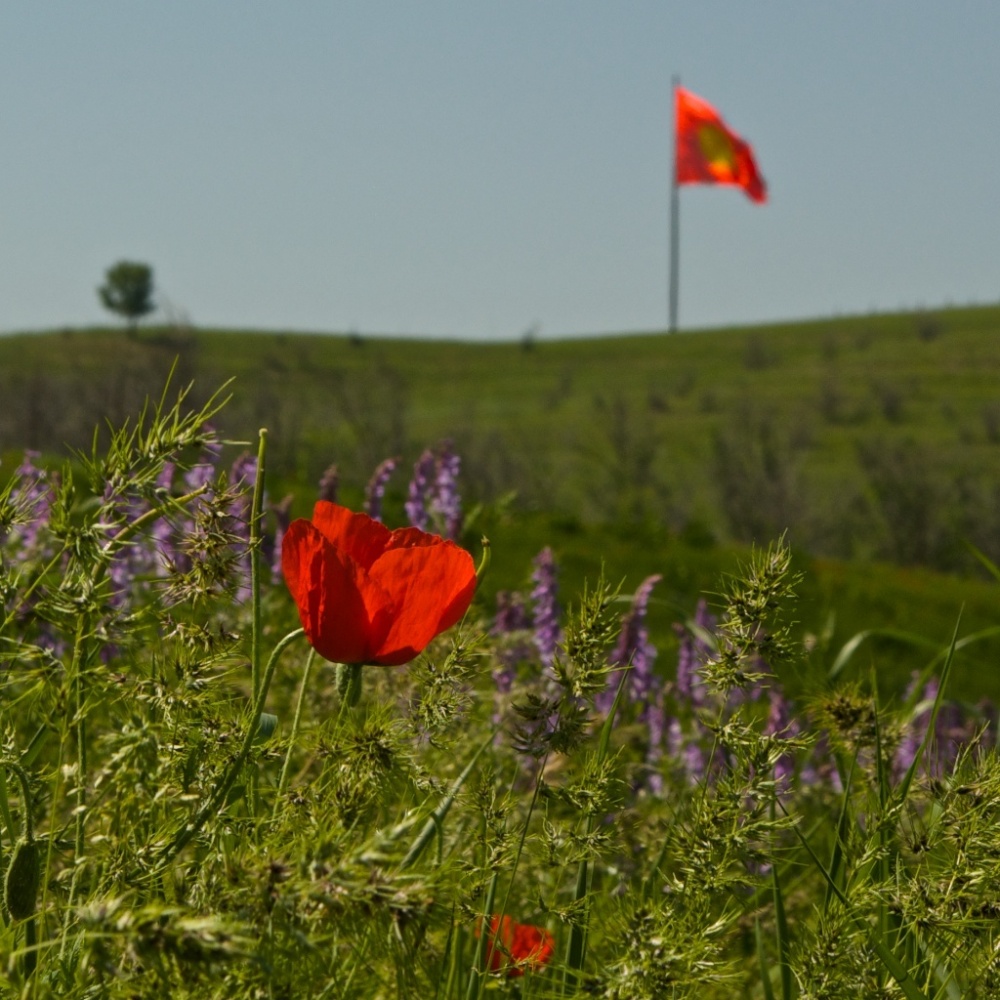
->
left=7, top=306, right=1000, bottom=474
left=208, top=305, right=999, bottom=504
left=3, top=307, right=1000, bottom=701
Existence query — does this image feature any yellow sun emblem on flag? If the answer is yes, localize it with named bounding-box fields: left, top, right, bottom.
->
left=696, top=124, right=737, bottom=180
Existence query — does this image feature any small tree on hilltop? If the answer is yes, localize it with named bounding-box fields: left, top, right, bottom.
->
left=98, top=260, right=155, bottom=334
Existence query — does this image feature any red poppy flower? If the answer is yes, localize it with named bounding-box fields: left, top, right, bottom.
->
left=480, top=915, right=555, bottom=978
left=281, top=502, right=476, bottom=666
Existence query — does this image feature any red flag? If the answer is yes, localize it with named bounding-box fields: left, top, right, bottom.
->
left=675, top=86, right=766, bottom=203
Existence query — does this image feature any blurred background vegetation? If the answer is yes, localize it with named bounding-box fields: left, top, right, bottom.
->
left=3, top=304, right=1000, bottom=702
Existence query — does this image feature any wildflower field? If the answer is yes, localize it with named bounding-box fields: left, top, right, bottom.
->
left=2, top=375, right=1000, bottom=999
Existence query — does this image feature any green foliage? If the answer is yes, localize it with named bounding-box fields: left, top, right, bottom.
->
left=1, top=382, right=1000, bottom=996
left=97, top=261, right=155, bottom=331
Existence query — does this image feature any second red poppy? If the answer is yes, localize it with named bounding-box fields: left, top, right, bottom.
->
left=481, top=915, right=555, bottom=978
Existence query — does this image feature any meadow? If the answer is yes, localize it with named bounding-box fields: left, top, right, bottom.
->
left=3, top=307, right=1000, bottom=698
left=0, top=310, right=999, bottom=995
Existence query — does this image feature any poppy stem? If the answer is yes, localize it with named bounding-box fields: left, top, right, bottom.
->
left=272, top=647, right=316, bottom=819
left=336, top=663, right=364, bottom=707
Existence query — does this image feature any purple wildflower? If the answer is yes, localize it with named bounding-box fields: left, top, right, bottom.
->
left=430, top=440, right=462, bottom=540
left=405, top=450, right=435, bottom=531
left=364, top=457, right=399, bottom=523
left=101, top=480, right=151, bottom=610
left=229, top=452, right=258, bottom=603
left=494, top=590, right=531, bottom=636
left=318, top=464, right=339, bottom=504
left=492, top=591, right=532, bottom=684
left=674, top=598, right=715, bottom=709
left=934, top=691, right=972, bottom=775
left=667, top=717, right=707, bottom=785
left=229, top=452, right=257, bottom=509
left=645, top=691, right=667, bottom=794
left=490, top=590, right=532, bottom=728
left=894, top=675, right=977, bottom=780
left=7, top=452, right=53, bottom=553
left=175, top=433, right=222, bottom=576
left=893, top=671, right=926, bottom=779
left=597, top=575, right=663, bottom=789
left=662, top=599, right=725, bottom=787
left=107, top=545, right=133, bottom=610
left=598, top=574, right=662, bottom=713
left=271, top=495, right=294, bottom=581
left=403, top=442, right=464, bottom=538
left=530, top=547, right=561, bottom=671
left=150, top=461, right=178, bottom=575
left=763, top=685, right=800, bottom=792
left=184, top=432, right=222, bottom=493
left=978, top=699, right=997, bottom=751
left=800, top=734, right=844, bottom=794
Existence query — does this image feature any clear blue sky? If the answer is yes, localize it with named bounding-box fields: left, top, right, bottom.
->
left=3, top=3, right=998, bottom=339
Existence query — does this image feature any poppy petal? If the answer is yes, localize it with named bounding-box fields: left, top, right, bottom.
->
left=479, top=916, right=554, bottom=978
left=512, top=921, right=554, bottom=967
left=311, top=501, right=392, bottom=571
left=367, top=542, right=476, bottom=665
left=282, top=519, right=378, bottom=664
left=384, top=525, right=441, bottom=551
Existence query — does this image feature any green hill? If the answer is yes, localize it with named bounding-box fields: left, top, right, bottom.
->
left=5, top=307, right=1000, bottom=559
left=3, top=307, right=1000, bottom=700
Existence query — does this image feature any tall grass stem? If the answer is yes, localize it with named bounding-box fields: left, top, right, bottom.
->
left=250, top=428, right=268, bottom=703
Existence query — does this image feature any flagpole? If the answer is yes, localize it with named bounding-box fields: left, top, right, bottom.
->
left=668, top=75, right=680, bottom=333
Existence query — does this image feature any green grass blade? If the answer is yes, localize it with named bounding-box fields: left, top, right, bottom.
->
left=897, top=624, right=1000, bottom=720
left=641, top=808, right=680, bottom=902
left=492, top=752, right=550, bottom=976
left=828, top=628, right=939, bottom=681
left=19, top=725, right=48, bottom=769
left=963, top=541, right=1000, bottom=585
left=400, top=733, right=493, bottom=869
left=755, top=918, right=777, bottom=1000
left=562, top=858, right=589, bottom=996
left=467, top=872, right=498, bottom=1000
left=824, top=754, right=855, bottom=913
left=897, top=611, right=962, bottom=806
left=596, top=663, right=631, bottom=764
left=772, top=863, right=794, bottom=1000
left=249, top=427, right=267, bottom=704
left=433, top=906, right=457, bottom=1000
